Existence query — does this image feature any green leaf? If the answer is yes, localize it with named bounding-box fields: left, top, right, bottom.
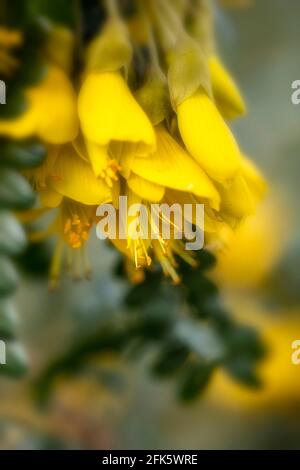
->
left=0, top=85, right=27, bottom=119
left=178, top=362, right=214, bottom=401
left=17, top=241, right=51, bottom=278
left=0, top=341, right=28, bottom=377
left=0, top=141, right=46, bottom=168
left=0, top=168, right=35, bottom=209
left=0, top=299, right=18, bottom=339
left=222, top=325, right=266, bottom=359
left=152, top=340, right=190, bottom=377
left=174, top=319, right=225, bottom=362
left=0, top=256, right=18, bottom=296
left=29, top=0, right=76, bottom=28
left=0, top=211, right=27, bottom=256
left=225, top=357, right=262, bottom=388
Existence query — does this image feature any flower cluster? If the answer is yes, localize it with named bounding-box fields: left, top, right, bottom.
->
left=0, top=0, right=266, bottom=286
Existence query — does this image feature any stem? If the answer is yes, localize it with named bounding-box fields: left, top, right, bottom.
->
left=158, top=0, right=186, bottom=37
left=139, top=2, right=164, bottom=78
left=104, top=0, right=120, bottom=18
left=150, top=0, right=177, bottom=51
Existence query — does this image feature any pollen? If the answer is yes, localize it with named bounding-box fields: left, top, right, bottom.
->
left=61, top=200, right=94, bottom=250
left=100, top=159, right=121, bottom=188
left=64, top=215, right=91, bottom=249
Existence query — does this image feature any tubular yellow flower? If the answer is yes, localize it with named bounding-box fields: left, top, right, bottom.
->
left=0, top=65, right=78, bottom=144
left=209, top=55, right=246, bottom=120
left=211, top=198, right=286, bottom=289
left=218, top=173, right=256, bottom=222
left=78, top=71, right=156, bottom=178
left=217, top=155, right=267, bottom=223
left=27, top=143, right=112, bottom=207
left=49, top=199, right=95, bottom=287
left=177, top=87, right=242, bottom=184
left=48, top=144, right=112, bottom=206
left=128, top=126, right=220, bottom=210
left=127, top=173, right=165, bottom=202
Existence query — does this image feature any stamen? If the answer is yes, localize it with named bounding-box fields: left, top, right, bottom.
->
left=100, top=159, right=121, bottom=188
left=152, top=240, right=181, bottom=284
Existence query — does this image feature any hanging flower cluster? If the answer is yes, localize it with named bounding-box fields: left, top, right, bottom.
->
left=0, top=0, right=266, bottom=287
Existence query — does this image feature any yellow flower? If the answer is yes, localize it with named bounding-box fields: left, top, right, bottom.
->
left=78, top=71, right=156, bottom=180
left=177, top=87, right=242, bottom=184
left=211, top=197, right=286, bottom=289
left=28, top=143, right=112, bottom=208
left=106, top=126, right=223, bottom=281
left=58, top=199, right=95, bottom=250
left=210, top=311, right=300, bottom=410
left=209, top=55, right=246, bottom=120
left=49, top=199, right=95, bottom=287
left=0, top=65, right=78, bottom=144
left=217, top=155, right=267, bottom=224
left=126, top=126, right=220, bottom=210
left=49, top=144, right=112, bottom=206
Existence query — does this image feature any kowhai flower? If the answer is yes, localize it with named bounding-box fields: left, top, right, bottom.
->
left=14, top=0, right=266, bottom=285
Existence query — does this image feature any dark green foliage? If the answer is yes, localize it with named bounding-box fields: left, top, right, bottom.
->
left=0, top=1, right=52, bottom=378
left=33, top=253, right=265, bottom=403
left=0, top=0, right=266, bottom=395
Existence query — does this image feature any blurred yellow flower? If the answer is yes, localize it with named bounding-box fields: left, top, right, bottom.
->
left=0, top=65, right=78, bottom=144
left=216, top=156, right=266, bottom=225
left=211, top=197, right=287, bottom=288
left=128, top=126, right=220, bottom=210
left=210, top=310, right=300, bottom=411
left=49, top=144, right=112, bottom=206
left=177, top=87, right=242, bottom=184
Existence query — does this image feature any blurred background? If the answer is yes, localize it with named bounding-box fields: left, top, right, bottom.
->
left=1, top=0, right=300, bottom=450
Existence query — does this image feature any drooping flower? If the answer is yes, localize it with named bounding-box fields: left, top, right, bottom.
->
left=23, top=141, right=113, bottom=287
left=0, top=65, right=78, bottom=144
left=177, top=86, right=242, bottom=184
left=78, top=71, right=156, bottom=183
left=125, top=125, right=220, bottom=210
left=217, top=155, right=267, bottom=226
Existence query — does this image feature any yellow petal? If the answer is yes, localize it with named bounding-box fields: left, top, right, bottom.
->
left=209, top=55, right=246, bottom=120
left=177, top=88, right=242, bottom=183
left=131, top=127, right=220, bottom=209
left=78, top=71, right=156, bottom=153
left=0, top=65, right=78, bottom=144
left=165, top=189, right=224, bottom=233
left=85, top=140, right=109, bottom=177
left=50, top=145, right=112, bottom=205
left=218, top=173, right=256, bottom=220
left=127, top=173, right=165, bottom=202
